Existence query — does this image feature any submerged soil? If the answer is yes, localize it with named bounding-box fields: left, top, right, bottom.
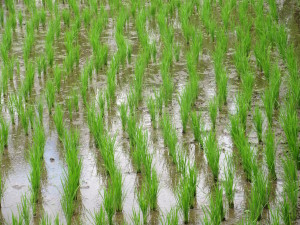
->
left=0, top=0, right=299, bottom=224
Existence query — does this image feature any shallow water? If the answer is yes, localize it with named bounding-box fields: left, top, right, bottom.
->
left=0, top=0, right=299, bottom=225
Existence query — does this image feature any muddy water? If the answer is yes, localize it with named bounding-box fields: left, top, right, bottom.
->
left=0, top=0, right=299, bottom=225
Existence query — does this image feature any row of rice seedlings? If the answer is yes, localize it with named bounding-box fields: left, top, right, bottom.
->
left=29, top=120, right=46, bottom=214
left=61, top=128, right=82, bottom=225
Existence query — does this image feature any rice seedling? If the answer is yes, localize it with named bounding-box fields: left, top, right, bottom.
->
left=11, top=212, right=22, bottom=225
left=209, top=97, right=218, bottom=130
left=137, top=184, right=149, bottom=224
left=269, top=64, right=281, bottom=109
left=45, top=80, right=55, bottom=114
left=204, top=131, right=220, bottom=180
left=160, top=208, right=179, bottom=225
left=253, top=106, right=263, bottom=143
left=280, top=102, right=299, bottom=168
left=223, top=155, right=235, bottom=208
left=93, top=206, right=108, bottom=225
left=217, top=71, right=228, bottom=107
left=190, top=111, right=204, bottom=147
left=265, top=127, right=276, bottom=179
left=203, top=185, right=225, bottom=224
left=53, top=104, right=65, bottom=140
left=62, top=9, right=70, bottom=27
left=147, top=96, right=156, bottom=126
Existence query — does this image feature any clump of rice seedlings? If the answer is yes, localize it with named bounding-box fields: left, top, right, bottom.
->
left=97, top=92, right=106, bottom=117
left=253, top=106, right=263, bottom=143
left=29, top=144, right=42, bottom=214
left=269, top=207, right=280, bottom=225
left=147, top=96, right=156, bottom=126
left=177, top=180, right=190, bottom=224
left=203, top=185, right=225, bottom=224
left=160, top=208, right=179, bottom=225
left=45, top=80, right=55, bottom=114
left=39, top=214, right=51, bottom=225
left=93, top=206, right=107, bottom=225
left=103, top=188, right=115, bottom=225
left=248, top=168, right=270, bottom=222
left=111, top=169, right=124, bottom=212
left=0, top=117, right=9, bottom=148
left=137, top=184, right=149, bottom=224
left=61, top=128, right=82, bottom=225
left=190, top=111, right=204, bottom=147
left=178, top=87, right=192, bottom=133
left=131, top=208, right=142, bottom=225
left=119, top=103, right=128, bottom=131
left=39, top=9, right=46, bottom=27
left=53, top=105, right=65, bottom=140
left=160, top=113, right=178, bottom=163
left=209, top=97, right=218, bottom=130
left=264, top=127, right=276, bottom=179
left=223, top=155, right=235, bottom=208
left=204, top=131, right=220, bottom=180
left=54, top=66, right=62, bottom=92
left=217, top=71, right=228, bottom=107
left=281, top=195, right=292, bottom=225
left=8, top=95, right=16, bottom=125
left=147, top=169, right=159, bottom=210
left=280, top=103, right=299, bottom=169
left=127, top=43, right=132, bottom=63
left=282, top=155, right=298, bottom=221
left=62, top=9, right=70, bottom=27
left=19, top=195, right=30, bottom=225
left=269, top=64, right=281, bottom=109
left=37, top=98, right=44, bottom=123
left=236, top=93, right=249, bottom=131
left=19, top=107, right=29, bottom=136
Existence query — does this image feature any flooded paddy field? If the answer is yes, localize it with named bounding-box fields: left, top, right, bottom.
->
left=0, top=0, right=299, bottom=224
